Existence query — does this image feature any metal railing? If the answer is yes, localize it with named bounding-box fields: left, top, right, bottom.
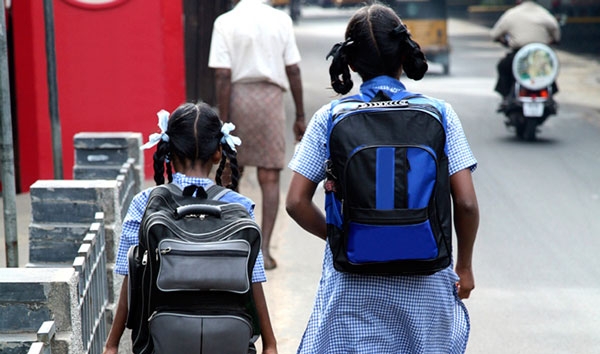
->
left=27, top=321, right=56, bottom=354
left=7, top=150, right=141, bottom=353
left=72, top=212, right=109, bottom=354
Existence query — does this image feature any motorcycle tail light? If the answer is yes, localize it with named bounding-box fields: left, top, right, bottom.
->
left=519, top=87, right=529, bottom=97
left=518, top=87, right=549, bottom=99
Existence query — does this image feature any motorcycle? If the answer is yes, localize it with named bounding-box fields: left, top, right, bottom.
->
left=497, top=42, right=560, bottom=141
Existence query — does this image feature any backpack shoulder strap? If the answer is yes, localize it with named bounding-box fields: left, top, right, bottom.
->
left=160, top=183, right=183, bottom=196
left=206, top=184, right=230, bottom=201
left=330, top=94, right=364, bottom=118
left=159, top=183, right=230, bottom=201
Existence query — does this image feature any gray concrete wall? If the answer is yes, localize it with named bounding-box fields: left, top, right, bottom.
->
left=0, top=268, right=83, bottom=354
left=28, top=179, right=119, bottom=266
left=0, top=133, right=142, bottom=353
left=73, top=132, right=144, bottom=188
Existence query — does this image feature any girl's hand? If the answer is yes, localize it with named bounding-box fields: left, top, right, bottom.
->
left=262, top=347, right=278, bottom=354
left=455, top=266, right=475, bottom=299
left=102, top=345, right=118, bottom=354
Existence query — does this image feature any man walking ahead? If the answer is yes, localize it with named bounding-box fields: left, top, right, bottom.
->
left=209, top=0, right=306, bottom=270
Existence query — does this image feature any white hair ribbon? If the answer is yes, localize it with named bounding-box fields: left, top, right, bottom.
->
left=221, top=122, right=242, bottom=152
left=140, top=109, right=170, bottom=150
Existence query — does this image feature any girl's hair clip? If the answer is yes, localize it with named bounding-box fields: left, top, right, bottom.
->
left=220, top=122, right=242, bottom=152
left=140, top=109, right=171, bottom=150
left=391, top=24, right=419, bottom=50
left=391, top=24, right=409, bottom=39
left=326, top=38, right=354, bottom=60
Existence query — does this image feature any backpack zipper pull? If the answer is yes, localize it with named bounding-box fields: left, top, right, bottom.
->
left=141, top=250, right=148, bottom=265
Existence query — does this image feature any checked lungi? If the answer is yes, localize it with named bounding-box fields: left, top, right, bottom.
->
left=229, top=81, right=286, bottom=170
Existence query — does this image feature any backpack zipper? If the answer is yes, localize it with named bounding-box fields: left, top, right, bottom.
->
left=145, top=214, right=260, bottom=243
left=159, top=247, right=248, bottom=258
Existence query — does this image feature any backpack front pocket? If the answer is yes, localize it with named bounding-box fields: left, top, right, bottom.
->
left=346, top=207, right=438, bottom=263
left=149, top=311, right=253, bottom=354
left=156, top=239, right=251, bottom=293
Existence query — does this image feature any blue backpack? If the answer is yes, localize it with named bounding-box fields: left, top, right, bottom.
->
left=325, top=90, right=452, bottom=275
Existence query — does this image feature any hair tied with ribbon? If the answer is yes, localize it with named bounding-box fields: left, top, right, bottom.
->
left=392, top=23, right=419, bottom=50
left=391, top=24, right=409, bottom=39
left=326, top=38, right=354, bottom=60
left=221, top=122, right=242, bottom=152
left=140, top=109, right=170, bottom=150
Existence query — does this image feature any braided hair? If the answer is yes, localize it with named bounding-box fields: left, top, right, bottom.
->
left=152, top=102, right=241, bottom=191
left=327, top=3, right=428, bottom=95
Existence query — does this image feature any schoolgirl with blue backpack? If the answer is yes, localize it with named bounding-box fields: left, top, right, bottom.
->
left=286, top=3, right=480, bottom=353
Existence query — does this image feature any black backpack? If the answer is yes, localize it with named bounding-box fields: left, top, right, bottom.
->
left=325, top=91, right=452, bottom=276
left=126, top=183, right=262, bottom=354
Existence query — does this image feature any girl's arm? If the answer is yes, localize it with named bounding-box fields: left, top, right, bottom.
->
left=450, top=168, right=479, bottom=299
left=285, top=172, right=327, bottom=240
left=252, top=282, right=277, bottom=354
left=103, top=277, right=129, bottom=354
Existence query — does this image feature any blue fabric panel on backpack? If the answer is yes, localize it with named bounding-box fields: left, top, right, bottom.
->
left=376, top=147, right=395, bottom=210
left=407, top=147, right=437, bottom=209
left=325, top=192, right=343, bottom=228
left=346, top=220, right=438, bottom=263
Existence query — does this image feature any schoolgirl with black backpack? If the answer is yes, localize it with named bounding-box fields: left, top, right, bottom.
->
left=103, top=103, right=277, bottom=354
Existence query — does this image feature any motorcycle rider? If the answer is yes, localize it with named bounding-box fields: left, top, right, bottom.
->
left=490, top=0, right=561, bottom=110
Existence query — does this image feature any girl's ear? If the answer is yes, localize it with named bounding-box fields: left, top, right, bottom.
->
left=211, top=146, right=223, bottom=165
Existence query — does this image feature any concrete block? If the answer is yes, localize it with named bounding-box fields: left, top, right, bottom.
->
left=73, top=166, right=123, bottom=180
left=0, top=282, right=49, bottom=302
left=31, top=201, right=100, bottom=224
left=103, top=225, right=118, bottom=264
left=31, top=183, right=99, bottom=203
left=0, top=303, right=51, bottom=332
left=0, top=268, right=76, bottom=333
left=29, top=224, right=90, bottom=264
left=30, top=180, right=119, bottom=224
left=0, top=329, right=73, bottom=354
left=0, top=341, right=34, bottom=354
left=73, top=132, right=142, bottom=167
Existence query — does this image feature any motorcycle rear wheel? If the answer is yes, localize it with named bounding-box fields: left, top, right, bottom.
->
left=523, top=120, right=537, bottom=141
left=516, top=119, right=538, bottom=141
left=509, top=112, right=526, bottom=138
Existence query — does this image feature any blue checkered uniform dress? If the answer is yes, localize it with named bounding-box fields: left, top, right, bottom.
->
left=114, top=173, right=267, bottom=283
left=288, top=76, right=477, bottom=353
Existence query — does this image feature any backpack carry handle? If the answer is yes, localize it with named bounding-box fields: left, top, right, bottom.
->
left=175, top=204, right=222, bottom=218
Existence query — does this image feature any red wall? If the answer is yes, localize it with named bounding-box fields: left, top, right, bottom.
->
left=11, top=0, right=185, bottom=192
